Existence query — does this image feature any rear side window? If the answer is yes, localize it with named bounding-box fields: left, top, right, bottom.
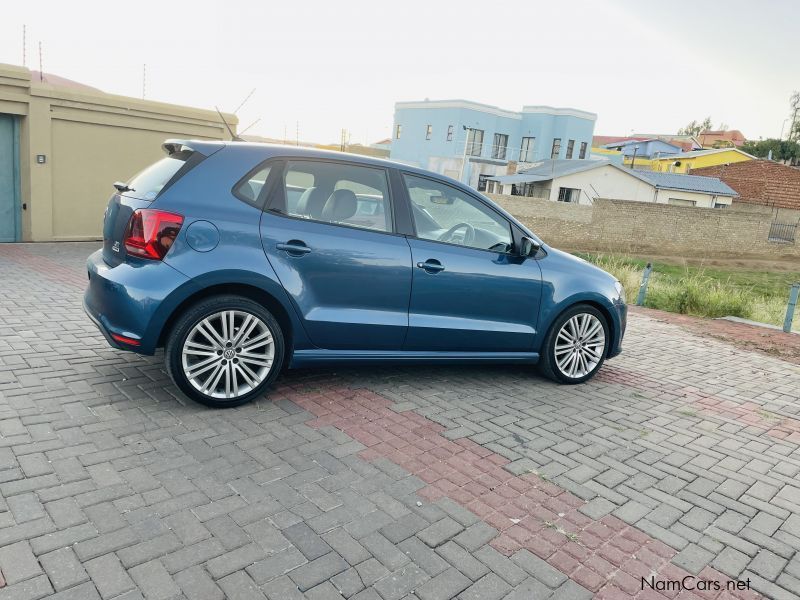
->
left=273, top=160, right=393, bottom=233
left=233, top=165, right=273, bottom=208
left=125, top=155, right=190, bottom=201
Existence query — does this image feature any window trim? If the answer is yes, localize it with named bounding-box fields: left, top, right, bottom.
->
left=565, top=139, right=575, bottom=159
left=425, top=124, right=432, bottom=140
left=264, top=157, right=400, bottom=237
left=395, top=124, right=402, bottom=139
left=551, top=138, right=562, bottom=159
left=446, top=125, right=454, bottom=141
left=578, top=142, right=587, bottom=159
left=491, top=133, right=509, bottom=160
left=399, top=170, right=516, bottom=255
left=231, top=157, right=283, bottom=210
left=519, top=137, right=535, bottom=162
left=466, top=128, right=484, bottom=157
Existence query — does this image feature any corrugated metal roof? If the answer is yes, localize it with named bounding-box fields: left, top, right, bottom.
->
left=488, top=159, right=608, bottom=184
left=636, top=171, right=738, bottom=196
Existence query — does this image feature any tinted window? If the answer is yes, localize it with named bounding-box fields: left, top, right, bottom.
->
left=403, top=174, right=513, bottom=253
left=125, top=156, right=188, bottom=201
left=277, top=161, right=393, bottom=233
left=233, top=165, right=272, bottom=207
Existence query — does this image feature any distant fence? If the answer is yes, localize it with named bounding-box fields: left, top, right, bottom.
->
left=487, top=194, right=800, bottom=259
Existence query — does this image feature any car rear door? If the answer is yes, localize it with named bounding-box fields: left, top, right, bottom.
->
left=259, top=159, right=412, bottom=350
left=401, top=172, right=543, bottom=352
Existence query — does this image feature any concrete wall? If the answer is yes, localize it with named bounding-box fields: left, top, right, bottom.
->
left=486, top=193, right=800, bottom=259
left=0, top=63, right=236, bottom=241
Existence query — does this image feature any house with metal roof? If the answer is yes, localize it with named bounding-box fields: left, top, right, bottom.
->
left=487, top=159, right=737, bottom=208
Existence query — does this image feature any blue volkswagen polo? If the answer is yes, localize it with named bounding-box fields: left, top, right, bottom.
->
left=84, top=140, right=626, bottom=407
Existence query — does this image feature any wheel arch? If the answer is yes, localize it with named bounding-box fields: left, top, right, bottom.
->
left=541, top=295, right=620, bottom=358
left=155, top=282, right=298, bottom=368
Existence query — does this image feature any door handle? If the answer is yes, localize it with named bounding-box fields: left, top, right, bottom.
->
left=416, top=259, right=445, bottom=273
left=276, top=241, right=311, bottom=255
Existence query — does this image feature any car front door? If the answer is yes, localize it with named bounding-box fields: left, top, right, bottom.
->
left=260, top=159, right=411, bottom=350
left=401, top=173, right=543, bottom=352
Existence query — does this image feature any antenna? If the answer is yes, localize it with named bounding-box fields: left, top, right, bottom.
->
left=238, top=118, right=261, bottom=136
left=142, top=64, right=146, bottom=99
left=215, top=106, right=243, bottom=141
left=233, top=88, right=256, bottom=115
left=22, top=25, right=26, bottom=67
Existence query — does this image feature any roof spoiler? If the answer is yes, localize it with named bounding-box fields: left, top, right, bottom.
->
left=162, top=140, right=196, bottom=156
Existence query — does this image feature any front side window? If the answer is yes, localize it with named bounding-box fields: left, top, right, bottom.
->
left=426, top=124, right=433, bottom=140
left=492, top=134, right=508, bottom=159
left=579, top=142, right=587, bottom=159
left=520, top=137, right=535, bottom=162
left=466, top=128, right=484, bottom=156
left=403, top=174, right=513, bottom=253
left=395, top=124, right=402, bottom=139
left=276, top=161, right=392, bottom=233
left=566, top=139, right=575, bottom=159
left=447, top=125, right=454, bottom=141
left=551, top=138, right=562, bottom=159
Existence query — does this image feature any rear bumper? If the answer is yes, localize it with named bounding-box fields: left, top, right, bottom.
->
left=84, top=249, right=190, bottom=355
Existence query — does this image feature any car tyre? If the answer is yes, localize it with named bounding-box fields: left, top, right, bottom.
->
left=165, top=295, right=284, bottom=408
left=538, top=304, right=609, bottom=384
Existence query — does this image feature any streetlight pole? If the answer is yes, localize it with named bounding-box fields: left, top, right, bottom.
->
left=459, top=125, right=472, bottom=185
left=630, top=145, right=640, bottom=170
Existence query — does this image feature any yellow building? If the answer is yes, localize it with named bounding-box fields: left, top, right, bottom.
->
left=645, top=148, right=755, bottom=173
left=0, top=63, right=236, bottom=242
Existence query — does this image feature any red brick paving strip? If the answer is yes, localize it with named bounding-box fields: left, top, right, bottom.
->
left=0, top=245, right=88, bottom=289
left=283, top=382, right=760, bottom=599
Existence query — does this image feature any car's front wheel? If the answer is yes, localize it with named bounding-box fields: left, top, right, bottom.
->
left=165, top=295, right=284, bottom=408
left=538, top=304, right=609, bottom=384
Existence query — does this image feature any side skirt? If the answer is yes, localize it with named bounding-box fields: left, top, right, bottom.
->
left=289, top=350, right=539, bottom=368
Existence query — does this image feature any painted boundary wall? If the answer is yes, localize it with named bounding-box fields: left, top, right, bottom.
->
left=0, top=64, right=236, bottom=241
left=487, top=193, right=800, bottom=259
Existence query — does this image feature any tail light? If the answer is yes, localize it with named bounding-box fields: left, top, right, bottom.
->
left=124, top=209, right=184, bottom=260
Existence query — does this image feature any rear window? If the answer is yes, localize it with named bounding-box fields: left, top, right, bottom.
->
left=124, top=152, right=192, bottom=201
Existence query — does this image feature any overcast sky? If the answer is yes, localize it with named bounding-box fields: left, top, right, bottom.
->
left=1, top=1, right=797, bottom=144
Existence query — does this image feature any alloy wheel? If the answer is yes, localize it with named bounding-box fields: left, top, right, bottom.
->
left=554, top=313, right=605, bottom=379
left=181, top=310, right=275, bottom=399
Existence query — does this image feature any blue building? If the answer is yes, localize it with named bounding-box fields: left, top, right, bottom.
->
left=389, top=99, right=597, bottom=190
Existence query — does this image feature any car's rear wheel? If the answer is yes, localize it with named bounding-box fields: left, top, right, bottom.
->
left=165, top=295, right=284, bottom=408
left=538, top=304, right=609, bottom=384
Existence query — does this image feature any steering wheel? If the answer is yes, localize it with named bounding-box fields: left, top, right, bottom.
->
left=439, top=223, right=475, bottom=246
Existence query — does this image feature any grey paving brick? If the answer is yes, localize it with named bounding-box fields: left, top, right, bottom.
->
left=263, top=575, right=306, bottom=600
left=415, top=567, right=471, bottom=600
left=613, top=500, right=650, bottom=524
left=360, top=531, right=409, bottom=570
left=47, top=581, right=102, bottom=600
left=452, top=522, right=497, bottom=552
left=128, top=560, right=181, bottom=600
left=7, top=493, right=46, bottom=523
left=85, top=553, right=136, bottom=600
left=549, top=579, right=593, bottom=600
left=322, top=527, right=371, bottom=566
left=436, top=541, right=489, bottom=581
left=417, top=517, right=464, bottom=548
left=671, top=543, right=715, bottom=575
left=74, top=527, right=139, bottom=561
left=330, top=566, right=365, bottom=598
left=282, top=521, right=332, bottom=560
left=373, top=563, right=427, bottom=600
left=578, top=497, right=616, bottom=519
left=0, top=574, right=54, bottom=600
left=473, top=546, right=527, bottom=586
left=510, top=549, right=567, bottom=589
left=206, top=542, right=267, bottom=579
left=246, top=546, right=307, bottom=585
left=380, top=512, right=429, bottom=544
left=0, top=541, right=43, bottom=585
left=712, top=546, right=751, bottom=578
left=287, top=551, right=348, bottom=592
left=161, top=538, right=226, bottom=574
left=218, top=570, right=267, bottom=600
left=457, top=572, right=512, bottom=600
left=749, top=549, right=788, bottom=582
left=39, top=547, right=89, bottom=591
left=117, top=532, right=183, bottom=568
left=355, top=557, right=390, bottom=587
left=174, top=565, right=224, bottom=600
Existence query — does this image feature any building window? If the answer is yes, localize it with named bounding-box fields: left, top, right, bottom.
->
left=425, top=124, right=432, bottom=140
left=565, top=140, right=575, bottom=159
left=447, top=125, right=454, bottom=141
left=520, top=137, right=535, bottom=162
left=395, top=124, right=402, bottom=139
left=668, top=198, right=697, bottom=207
left=551, top=138, right=561, bottom=159
left=557, top=187, right=579, bottom=203
left=466, top=128, right=484, bottom=156
left=579, top=142, right=587, bottom=159
left=492, top=134, right=508, bottom=160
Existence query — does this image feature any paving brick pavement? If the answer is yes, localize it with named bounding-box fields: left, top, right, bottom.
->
left=0, top=242, right=798, bottom=599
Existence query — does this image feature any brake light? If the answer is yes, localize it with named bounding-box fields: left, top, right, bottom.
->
left=123, top=209, right=184, bottom=260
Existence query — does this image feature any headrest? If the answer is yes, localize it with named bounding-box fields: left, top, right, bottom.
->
left=322, top=189, right=358, bottom=222
left=296, top=187, right=328, bottom=219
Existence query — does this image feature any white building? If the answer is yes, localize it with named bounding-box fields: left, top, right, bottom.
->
left=488, top=160, right=737, bottom=208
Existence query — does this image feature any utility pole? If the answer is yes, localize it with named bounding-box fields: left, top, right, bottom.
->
left=38, top=42, right=43, bottom=81
left=22, top=25, right=26, bottom=67
left=340, top=129, right=347, bottom=152
left=296, top=121, right=299, bottom=146
left=459, top=125, right=472, bottom=185
left=142, top=64, right=146, bottom=99
left=630, top=145, right=640, bottom=170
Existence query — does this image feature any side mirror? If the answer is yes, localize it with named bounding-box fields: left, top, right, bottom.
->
left=519, top=236, right=541, bottom=257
